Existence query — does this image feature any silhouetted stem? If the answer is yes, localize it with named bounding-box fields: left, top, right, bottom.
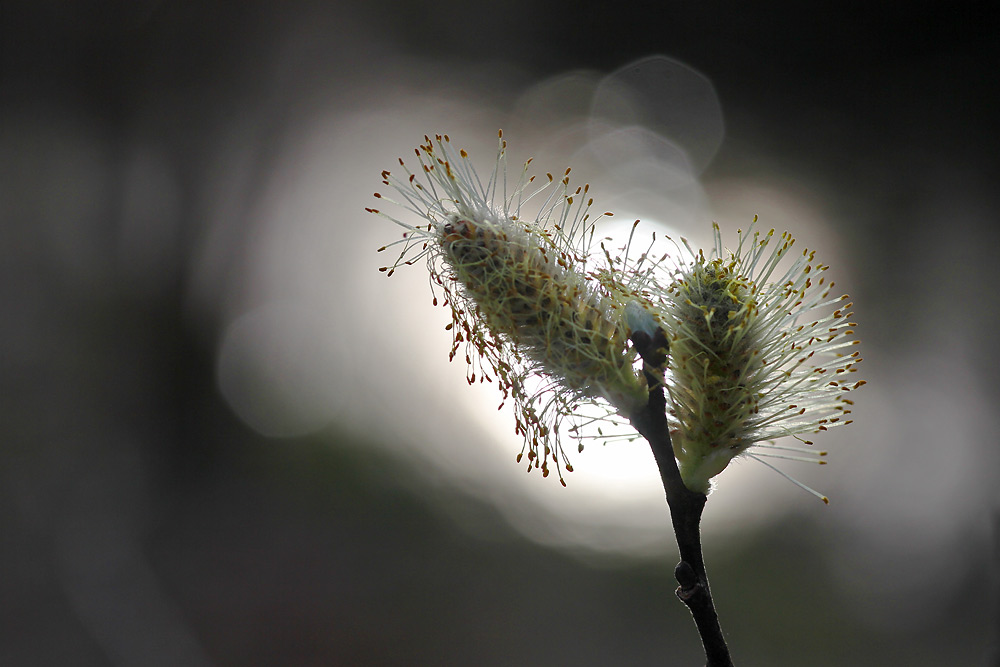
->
left=630, top=330, right=733, bottom=667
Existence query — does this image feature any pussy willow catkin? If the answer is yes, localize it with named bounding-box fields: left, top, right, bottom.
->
left=371, top=132, right=863, bottom=498
left=657, top=223, right=864, bottom=499
left=370, top=133, right=647, bottom=484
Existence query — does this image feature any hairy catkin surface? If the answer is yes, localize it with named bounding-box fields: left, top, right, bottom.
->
left=443, top=215, right=635, bottom=400
left=669, top=261, right=760, bottom=454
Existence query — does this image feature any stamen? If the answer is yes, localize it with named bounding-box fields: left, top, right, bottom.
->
left=747, top=454, right=829, bottom=504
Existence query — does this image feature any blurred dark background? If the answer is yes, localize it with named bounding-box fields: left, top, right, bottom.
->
left=3, top=2, right=998, bottom=665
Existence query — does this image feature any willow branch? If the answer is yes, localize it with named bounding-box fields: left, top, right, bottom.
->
left=629, top=329, right=734, bottom=667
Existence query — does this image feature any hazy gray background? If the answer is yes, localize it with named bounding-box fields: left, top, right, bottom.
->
left=3, top=2, right=998, bottom=665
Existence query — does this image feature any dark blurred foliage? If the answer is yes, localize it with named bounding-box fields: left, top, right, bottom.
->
left=2, top=1, right=999, bottom=665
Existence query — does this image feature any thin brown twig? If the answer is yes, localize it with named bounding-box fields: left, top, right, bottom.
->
left=629, top=329, right=734, bottom=667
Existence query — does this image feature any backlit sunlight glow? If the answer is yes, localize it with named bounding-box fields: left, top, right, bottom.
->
left=211, top=63, right=866, bottom=554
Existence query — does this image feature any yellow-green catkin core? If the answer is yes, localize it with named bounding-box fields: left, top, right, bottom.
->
left=668, top=257, right=761, bottom=492
left=441, top=215, right=645, bottom=412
